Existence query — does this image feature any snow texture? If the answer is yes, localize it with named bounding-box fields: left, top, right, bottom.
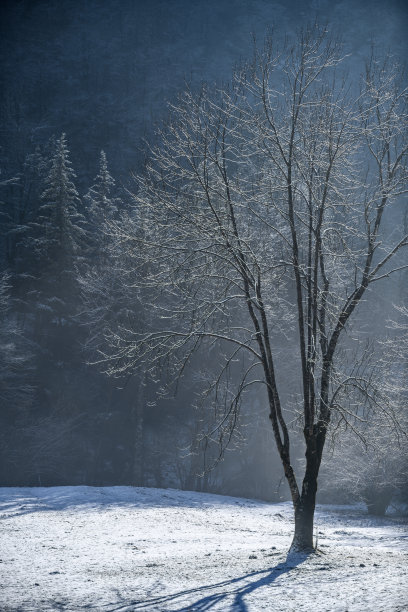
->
left=0, top=486, right=407, bottom=611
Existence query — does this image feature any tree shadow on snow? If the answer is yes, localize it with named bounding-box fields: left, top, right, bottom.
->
left=107, top=551, right=310, bottom=612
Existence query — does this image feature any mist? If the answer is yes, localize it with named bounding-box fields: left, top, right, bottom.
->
left=0, top=0, right=407, bottom=517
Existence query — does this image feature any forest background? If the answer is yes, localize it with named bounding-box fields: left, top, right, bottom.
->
left=0, top=0, right=407, bottom=511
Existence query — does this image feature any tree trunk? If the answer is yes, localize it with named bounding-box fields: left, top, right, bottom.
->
left=132, top=399, right=144, bottom=486
left=289, top=431, right=321, bottom=553
left=291, top=488, right=316, bottom=552
left=131, top=373, right=146, bottom=486
left=364, top=486, right=393, bottom=516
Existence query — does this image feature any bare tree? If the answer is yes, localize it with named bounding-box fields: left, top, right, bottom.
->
left=321, top=304, right=408, bottom=516
left=321, top=422, right=408, bottom=516
left=100, top=25, right=407, bottom=552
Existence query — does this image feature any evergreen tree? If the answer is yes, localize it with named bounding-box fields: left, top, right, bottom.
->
left=85, top=150, right=119, bottom=229
left=26, top=134, right=87, bottom=409
left=30, top=134, right=86, bottom=334
left=10, top=134, right=97, bottom=485
left=80, top=149, right=128, bottom=354
left=80, top=152, right=150, bottom=486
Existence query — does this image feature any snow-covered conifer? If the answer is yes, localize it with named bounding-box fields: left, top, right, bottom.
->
left=85, top=150, right=119, bottom=226
left=27, top=134, right=86, bottom=327
left=37, top=133, right=86, bottom=261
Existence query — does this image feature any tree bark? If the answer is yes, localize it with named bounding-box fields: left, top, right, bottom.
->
left=289, top=428, right=323, bottom=553
left=131, top=374, right=145, bottom=486
left=290, top=470, right=318, bottom=552
left=132, top=398, right=144, bottom=486
left=291, top=497, right=315, bottom=552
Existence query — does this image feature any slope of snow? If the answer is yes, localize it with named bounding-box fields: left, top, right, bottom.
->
left=0, top=486, right=407, bottom=611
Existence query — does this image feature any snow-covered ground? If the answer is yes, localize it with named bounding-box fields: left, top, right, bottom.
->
left=0, top=487, right=407, bottom=611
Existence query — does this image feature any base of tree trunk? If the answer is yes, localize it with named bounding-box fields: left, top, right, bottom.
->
left=365, top=488, right=392, bottom=517
left=290, top=500, right=316, bottom=553
left=289, top=536, right=316, bottom=555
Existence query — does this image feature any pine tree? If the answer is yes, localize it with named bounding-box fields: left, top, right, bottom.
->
left=31, top=133, right=86, bottom=330
left=23, top=133, right=87, bottom=416
left=85, top=150, right=119, bottom=227
left=80, top=149, right=125, bottom=352
left=80, top=152, right=149, bottom=486
left=9, top=134, right=96, bottom=485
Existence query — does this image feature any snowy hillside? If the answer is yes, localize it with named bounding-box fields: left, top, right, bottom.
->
left=0, top=487, right=407, bottom=611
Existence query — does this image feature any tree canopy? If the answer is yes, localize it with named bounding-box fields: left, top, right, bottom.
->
left=99, top=25, right=408, bottom=551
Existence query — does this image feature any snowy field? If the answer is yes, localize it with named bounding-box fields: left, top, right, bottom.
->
left=0, top=487, right=407, bottom=611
